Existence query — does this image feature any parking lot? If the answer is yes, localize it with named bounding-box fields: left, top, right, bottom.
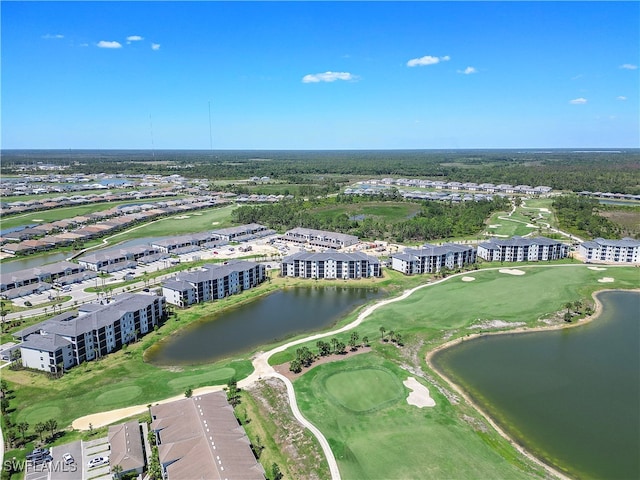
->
left=24, top=436, right=111, bottom=480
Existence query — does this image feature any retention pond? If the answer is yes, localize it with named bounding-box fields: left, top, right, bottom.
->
left=146, top=286, right=381, bottom=366
left=431, top=290, right=639, bottom=480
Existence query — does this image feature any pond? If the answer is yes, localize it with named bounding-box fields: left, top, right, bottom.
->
left=431, top=290, right=640, bottom=480
left=146, top=286, right=382, bottom=366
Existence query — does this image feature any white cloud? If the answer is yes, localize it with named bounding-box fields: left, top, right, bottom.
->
left=620, top=63, right=638, bottom=70
left=127, top=35, right=144, bottom=42
left=302, top=71, right=358, bottom=83
left=569, top=98, right=587, bottom=105
left=617, top=96, right=627, bottom=101
left=97, top=40, right=122, bottom=49
left=457, top=66, right=477, bottom=75
left=151, top=43, right=161, bottom=51
left=407, top=55, right=450, bottom=67
left=42, top=34, right=64, bottom=39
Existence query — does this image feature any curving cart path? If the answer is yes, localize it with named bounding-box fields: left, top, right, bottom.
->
left=58, top=263, right=629, bottom=479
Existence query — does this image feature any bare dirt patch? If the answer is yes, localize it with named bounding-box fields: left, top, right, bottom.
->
left=469, top=320, right=526, bottom=330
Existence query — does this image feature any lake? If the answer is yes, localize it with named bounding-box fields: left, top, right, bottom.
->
left=146, top=286, right=381, bottom=366
left=431, top=290, right=639, bottom=479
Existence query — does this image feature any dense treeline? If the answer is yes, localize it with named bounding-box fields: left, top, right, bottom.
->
left=232, top=196, right=510, bottom=242
left=2, top=149, right=639, bottom=194
left=552, top=196, right=622, bottom=239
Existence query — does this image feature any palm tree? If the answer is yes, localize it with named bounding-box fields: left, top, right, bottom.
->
left=362, top=336, right=369, bottom=347
left=35, top=422, right=46, bottom=442
left=112, top=464, right=123, bottom=479
left=388, top=330, right=396, bottom=343
left=573, top=300, right=583, bottom=313
left=564, top=302, right=573, bottom=314
left=44, top=418, right=58, bottom=440
left=17, top=421, right=29, bottom=441
left=379, top=326, right=386, bottom=341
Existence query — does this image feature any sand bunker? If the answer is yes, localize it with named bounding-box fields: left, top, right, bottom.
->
left=588, top=266, right=607, bottom=271
left=192, top=212, right=202, bottom=215
left=488, top=224, right=501, bottom=228
left=404, top=377, right=435, bottom=408
left=174, top=215, right=190, bottom=219
left=598, top=277, right=615, bottom=283
left=211, top=221, right=220, bottom=225
left=499, top=268, right=526, bottom=276
left=31, top=219, right=44, bottom=222
left=461, top=276, right=476, bottom=282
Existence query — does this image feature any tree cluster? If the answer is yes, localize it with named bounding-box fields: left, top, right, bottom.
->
left=4, top=149, right=638, bottom=194
left=553, top=196, right=622, bottom=239
left=233, top=196, right=509, bottom=243
left=289, top=332, right=367, bottom=374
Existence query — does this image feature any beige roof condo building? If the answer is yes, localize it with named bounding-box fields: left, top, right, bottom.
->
left=109, top=420, right=146, bottom=476
left=151, top=391, right=264, bottom=479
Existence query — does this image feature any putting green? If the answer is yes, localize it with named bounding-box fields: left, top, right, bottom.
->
left=20, top=405, right=62, bottom=425
left=95, top=385, right=143, bottom=406
left=167, top=367, right=236, bottom=390
left=322, top=367, right=404, bottom=413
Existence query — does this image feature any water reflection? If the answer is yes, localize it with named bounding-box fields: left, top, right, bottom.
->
left=146, top=286, right=381, bottom=366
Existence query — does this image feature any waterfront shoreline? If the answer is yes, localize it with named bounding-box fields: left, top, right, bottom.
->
left=426, top=287, right=640, bottom=480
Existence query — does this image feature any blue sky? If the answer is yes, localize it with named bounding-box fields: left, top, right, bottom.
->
left=2, top=1, right=639, bottom=150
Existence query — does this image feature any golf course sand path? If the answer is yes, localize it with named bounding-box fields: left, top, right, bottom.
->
left=70, top=265, right=615, bottom=480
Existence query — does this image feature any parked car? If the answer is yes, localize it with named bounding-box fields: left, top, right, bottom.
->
left=87, top=456, right=109, bottom=469
left=26, top=447, right=50, bottom=461
left=32, top=455, right=53, bottom=465
left=62, top=453, right=74, bottom=464
left=24, top=301, right=32, bottom=307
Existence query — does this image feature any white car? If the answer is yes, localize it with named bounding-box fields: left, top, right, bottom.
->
left=87, top=456, right=109, bottom=468
left=62, top=453, right=74, bottom=464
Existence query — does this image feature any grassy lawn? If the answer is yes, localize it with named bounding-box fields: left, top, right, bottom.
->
left=102, top=204, right=237, bottom=241
left=278, top=265, right=638, bottom=479
left=3, top=263, right=637, bottom=479
left=294, top=354, right=543, bottom=480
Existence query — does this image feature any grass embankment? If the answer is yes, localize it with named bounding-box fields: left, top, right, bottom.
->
left=276, top=265, right=639, bottom=479
left=0, top=270, right=418, bottom=430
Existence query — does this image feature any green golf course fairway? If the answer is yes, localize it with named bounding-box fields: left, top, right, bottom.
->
left=288, top=265, right=639, bottom=479
left=295, top=354, right=540, bottom=480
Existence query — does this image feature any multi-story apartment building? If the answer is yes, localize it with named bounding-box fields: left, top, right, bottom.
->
left=280, top=251, right=381, bottom=279
left=161, top=260, right=266, bottom=307
left=578, top=237, right=640, bottom=264
left=280, top=227, right=359, bottom=249
left=14, top=293, right=165, bottom=373
left=477, top=236, right=568, bottom=262
left=390, top=243, right=476, bottom=274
